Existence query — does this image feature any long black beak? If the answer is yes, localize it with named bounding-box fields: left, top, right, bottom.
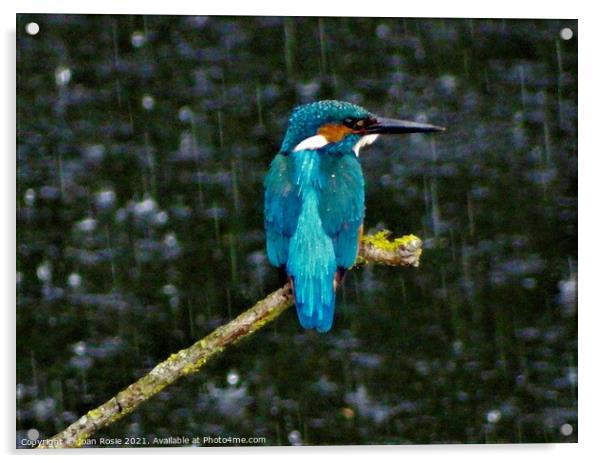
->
left=365, top=116, right=445, bottom=135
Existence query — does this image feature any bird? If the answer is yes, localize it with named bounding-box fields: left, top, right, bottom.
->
left=264, top=100, right=444, bottom=333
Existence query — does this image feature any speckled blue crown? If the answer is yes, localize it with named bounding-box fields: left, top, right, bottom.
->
left=279, top=100, right=373, bottom=154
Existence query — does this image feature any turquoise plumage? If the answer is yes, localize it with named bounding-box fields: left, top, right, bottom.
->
left=264, top=100, right=444, bottom=332
left=264, top=101, right=368, bottom=332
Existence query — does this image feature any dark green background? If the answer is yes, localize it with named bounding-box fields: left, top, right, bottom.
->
left=16, top=15, right=577, bottom=446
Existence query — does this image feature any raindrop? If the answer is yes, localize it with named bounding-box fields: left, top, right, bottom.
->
left=179, top=106, right=193, bottom=122
left=566, top=367, right=577, bottom=386
left=67, top=273, right=82, bottom=288
left=162, top=284, right=177, bottom=296
left=16, top=384, right=26, bottom=400
left=164, top=233, right=178, bottom=248
left=83, top=144, right=106, bottom=163
left=34, top=398, right=56, bottom=421
left=247, top=251, right=266, bottom=267
left=438, top=74, right=458, bottom=95
left=55, top=66, right=72, bottom=86
left=297, top=81, right=320, bottom=100
left=25, top=22, right=40, bottom=36
left=115, top=208, right=127, bottom=223
left=288, top=430, right=302, bottom=445
left=131, top=31, right=146, bottom=48
left=36, top=261, right=52, bottom=283
left=486, top=409, right=501, bottom=423
left=560, top=28, right=573, bottom=40
left=415, top=360, right=430, bottom=376
left=73, top=341, right=87, bottom=356
left=142, top=94, right=155, bottom=110
left=376, top=24, right=390, bottom=39
left=227, top=370, right=240, bottom=386
left=152, top=211, right=169, bottom=226
left=40, top=185, right=60, bottom=200
left=190, top=16, right=209, bottom=28
left=452, top=340, right=464, bottom=355
left=205, top=206, right=227, bottom=220
left=133, top=197, right=158, bottom=216
left=95, top=189, right=116, bottom=209
left=560, top=423, right=573, bottom=436
left=558, top=276, right=577, bottom=315
left=341, top=407, right=355, bottom=419
left=76, top=217, right=97, bottom=233
left=24, top=188, right=36, bottom=206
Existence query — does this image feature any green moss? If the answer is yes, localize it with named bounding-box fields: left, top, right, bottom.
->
left=87, top=408, right=103, bottom=420
left=362, top=231, right=421, bottom=251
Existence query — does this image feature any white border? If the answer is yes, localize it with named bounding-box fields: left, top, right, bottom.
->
left=9, top=0, right=582, bottom=18
left=3, top=1, right=599, bottom=462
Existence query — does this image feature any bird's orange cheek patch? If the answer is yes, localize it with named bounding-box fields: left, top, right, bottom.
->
left=318, top=123, right=353, bottom=143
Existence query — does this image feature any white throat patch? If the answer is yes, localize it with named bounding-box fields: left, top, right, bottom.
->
left=353, top=134, right=380, bottom=156
left=292, top=135, right=329, bottom=152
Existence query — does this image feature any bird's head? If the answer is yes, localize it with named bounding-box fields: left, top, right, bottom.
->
left=279, top=100, right=444, bottom=156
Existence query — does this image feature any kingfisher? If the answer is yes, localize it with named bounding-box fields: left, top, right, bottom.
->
left=264, top=100, right=444, bottom=332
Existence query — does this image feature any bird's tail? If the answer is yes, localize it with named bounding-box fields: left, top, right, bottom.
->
left=287, top=189, right=337, bottom=332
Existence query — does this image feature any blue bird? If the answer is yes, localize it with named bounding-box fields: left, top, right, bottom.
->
left=264, top=100, right=443, bottom=332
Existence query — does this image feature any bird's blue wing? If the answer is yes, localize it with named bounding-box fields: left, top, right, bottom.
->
left=318, top=154, right=365, bottom=269
left=264, top=154, right=301, bottom=267
left=286, top=149, right=337, bottom=333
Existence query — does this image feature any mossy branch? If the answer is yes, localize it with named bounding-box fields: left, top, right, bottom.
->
left=36, top=231, right=422, bottom=449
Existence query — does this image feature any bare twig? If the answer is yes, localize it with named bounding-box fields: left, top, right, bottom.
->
left=37, top=232, right=422, bottom=448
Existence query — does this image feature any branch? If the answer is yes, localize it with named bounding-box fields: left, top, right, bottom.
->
left=36, top=232, right=422, bottom=448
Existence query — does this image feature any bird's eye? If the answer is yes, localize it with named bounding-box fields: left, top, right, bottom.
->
left=343, top=117, right=357, bottom=128
left=343, top=117, right=368, bottom=130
